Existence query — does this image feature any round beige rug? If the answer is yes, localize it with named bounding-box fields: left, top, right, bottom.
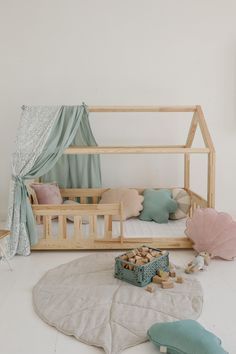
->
left=33, top=254, right=203, bottom=354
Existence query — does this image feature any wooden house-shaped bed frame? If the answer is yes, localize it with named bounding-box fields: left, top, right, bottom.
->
left=31, top=105, right=215, bottom=251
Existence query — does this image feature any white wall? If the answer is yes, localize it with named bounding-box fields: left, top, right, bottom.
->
left=0, top=0, right=236, bottom=220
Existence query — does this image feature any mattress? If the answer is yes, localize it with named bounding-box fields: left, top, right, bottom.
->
left=36, top=217, right=188, bottom=240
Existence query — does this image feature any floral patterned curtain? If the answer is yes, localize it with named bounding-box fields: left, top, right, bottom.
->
left=6, top=105, right=90, bottom=257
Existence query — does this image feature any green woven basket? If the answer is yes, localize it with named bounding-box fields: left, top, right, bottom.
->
left=114, top=246, right=169, bottom=287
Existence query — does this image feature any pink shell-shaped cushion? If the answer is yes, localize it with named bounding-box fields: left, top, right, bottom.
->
left=185, top=208, right=236, bottom=260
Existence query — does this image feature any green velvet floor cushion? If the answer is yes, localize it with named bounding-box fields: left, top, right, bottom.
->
left=147, top=320, right=228, bottom=354
left=139, top=189, right=177, bottom=223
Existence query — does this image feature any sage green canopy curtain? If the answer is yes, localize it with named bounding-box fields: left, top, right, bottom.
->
left=7, top=104, right=101, bottom=257
left=41, top=106, right=101, bottom=188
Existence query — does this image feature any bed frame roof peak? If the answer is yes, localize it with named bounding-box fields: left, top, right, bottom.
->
left=65, top=105, right=215, bottom=154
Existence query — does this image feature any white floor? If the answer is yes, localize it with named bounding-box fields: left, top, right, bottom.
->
left=0, top=249, right=235, bottom=354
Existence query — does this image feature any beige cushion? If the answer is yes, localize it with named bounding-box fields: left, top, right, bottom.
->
left=63, top=200, right=89, bottom=224
left=99, top=188, right=144, bottom=221
left=169, top=188, right=190, bottom=220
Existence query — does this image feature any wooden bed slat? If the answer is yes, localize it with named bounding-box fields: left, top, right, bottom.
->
left=93, top=216, right=97, bottom=238
left=89, top=216, right=94, bottom=239
left=104, top=215, right=112, bottom=240
left=88, top=105, right=197, bottom=112
left=74, top=216, right=82, bottom=240
left=196, top=106, right=215, bottom=151
left=44, top=216, right=52, bottom=240
left=186, top=111, right=199, bottom=147
left=65, top=146, right=210, bottom=155
left=32, top=203, right=121, bottom=216
left=58, top=216, right=67, bottom=240
left=60, top=188, right=105, bottom=198
left=92, top=196, right=98, bottom=204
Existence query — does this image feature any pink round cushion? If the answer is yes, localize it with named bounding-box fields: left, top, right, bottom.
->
left=30, top=183, right=63, bottom=205
left=99, top=188, right=144, bottom=221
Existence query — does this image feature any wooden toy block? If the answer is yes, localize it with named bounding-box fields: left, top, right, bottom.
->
left=128, top=264, right=134, bottom=271
left=126, top=250, right=136, bottom=259
left=152, top=275, right=164, bottom=284
left=146, top=285, right=154, bottom=293
left=136, top=259, right=145, bottom=266
left=129, top=257, right=136, bottom=263
left=161, top=280, right=174, bottom=289
left=169, top=271, right=176, bottom=278
left=169, top=262, right=175, bottom=270
left=150, top=250, right=158, bottom=257
left=141, top=251, right=148, bottom=257
left=146, top=253, right=153, bottom=262
left=161, top=250, right=168, bottom=256
left=176, top=276, right=184, bottom=284
left=141, top=247, right=149, bottom=252
left=135, top=255, right=142, bottom=261
left=157, top=270, right=169, bottom=279
left=120, top=254, right=128, bottom=261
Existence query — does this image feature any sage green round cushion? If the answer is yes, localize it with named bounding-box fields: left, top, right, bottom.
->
left=147, top=320, right=228, bottom=354
left=139, top=189, right=177, bottom=223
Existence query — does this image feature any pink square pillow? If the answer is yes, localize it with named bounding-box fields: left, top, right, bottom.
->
left=30, top=183, right=63, bottom=205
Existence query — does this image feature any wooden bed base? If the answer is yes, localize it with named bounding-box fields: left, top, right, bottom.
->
left=31, top=105, right=215, bottom=251
left=31, top=187, right=207, bottom=250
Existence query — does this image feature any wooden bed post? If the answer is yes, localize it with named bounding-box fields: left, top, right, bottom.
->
left=184, top=111, right=199, bottom=191
left=196, top=106, right=215, bottom=208
left=120, top=202, right=124, bottom=244
left=207, top=152, right=216, bottom=207
left=185, top=107, right=215, bottom=210
left=184, top=154, right=190, bottom=190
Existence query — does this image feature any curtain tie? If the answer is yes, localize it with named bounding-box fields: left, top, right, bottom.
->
left=11, top=175, right=28, bottom=223
left=12, top=175, right=24, bottom=185
left=82, top=102, right=88, bottom=114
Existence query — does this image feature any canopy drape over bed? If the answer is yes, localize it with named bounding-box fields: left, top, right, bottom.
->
left=7, top=104, right=101, bottom=257
left=41, top=107, right=101, bottom=188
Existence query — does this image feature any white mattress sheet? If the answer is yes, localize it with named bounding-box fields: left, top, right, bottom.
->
left=37, top=217, right=187, bottom=240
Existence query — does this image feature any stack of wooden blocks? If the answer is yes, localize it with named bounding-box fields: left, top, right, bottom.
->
left=146, top=268, right=184, bottom=293
left=120, top=246, right=166, bottom=271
